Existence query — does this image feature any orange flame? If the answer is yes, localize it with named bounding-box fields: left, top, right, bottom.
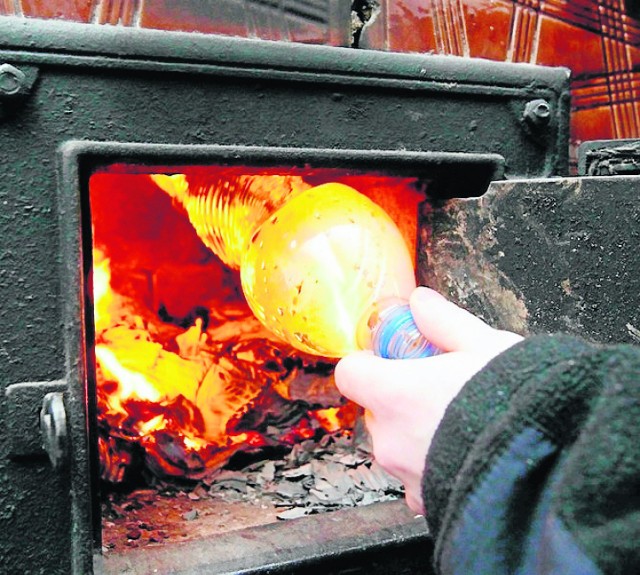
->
left=91, top=238, right=322, bottom=480
left=93, top=248, right=113, bottom=333
left=89, top=168, right=421, bottom=482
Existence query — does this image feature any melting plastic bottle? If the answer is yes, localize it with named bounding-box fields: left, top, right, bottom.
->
left=151, top=173, right=311, bottom=269
left=154, top=175, right=438, bottom=359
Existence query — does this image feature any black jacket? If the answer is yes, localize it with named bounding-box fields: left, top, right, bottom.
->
left=423, top=334, right=640, bottom=575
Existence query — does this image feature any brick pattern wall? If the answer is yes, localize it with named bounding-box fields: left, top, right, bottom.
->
left=0, top=0, right=352, bottom=46
left=362, top=0, right=640, bottom=163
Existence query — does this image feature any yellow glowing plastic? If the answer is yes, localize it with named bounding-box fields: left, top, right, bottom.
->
left=240, top=183, right=416, bottom=357
left=151, top=173, right=310, bottom=269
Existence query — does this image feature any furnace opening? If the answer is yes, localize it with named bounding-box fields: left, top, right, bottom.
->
left=86, top=163, right=427, bottom=552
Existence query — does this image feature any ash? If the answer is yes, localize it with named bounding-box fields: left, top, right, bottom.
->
left=101, top=429, right=404, bottom=552
left=206, top=430, right=403, bottom=520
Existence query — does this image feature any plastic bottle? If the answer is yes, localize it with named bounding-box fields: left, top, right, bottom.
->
left=154, top=175, right=438, bottom=359
left=150, top=173, right=310, bottom=269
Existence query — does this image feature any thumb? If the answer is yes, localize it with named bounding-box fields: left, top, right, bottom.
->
left=409, top=287, right=520, bottom=353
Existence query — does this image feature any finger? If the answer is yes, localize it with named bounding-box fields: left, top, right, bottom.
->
left=334, top=351, right=388, bottom=410
left=334, top=351, right=431, bottom=412
left=336, top=350, right=472, bottom=415
left=410, top=287, right=509, bottom=353
left=365, top=408, right=426, bottom=514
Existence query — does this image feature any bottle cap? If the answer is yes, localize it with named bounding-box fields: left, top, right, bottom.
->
left=370, top=303, right=440, bottom=359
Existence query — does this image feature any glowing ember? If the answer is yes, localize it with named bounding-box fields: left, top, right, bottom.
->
left=311, top=407, right=347, bottom=434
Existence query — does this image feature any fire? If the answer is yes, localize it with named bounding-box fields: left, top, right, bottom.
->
left=93, top=249, right=113, bottom=333
left=90, top=167, right=419, bottom=484
left=96, top=345, right=162, bottom=403
left=138, top=415, right=165, bottom=436
left=92, top=242, right=251, bottom=478
left=311, top=407, right=344, bottom=433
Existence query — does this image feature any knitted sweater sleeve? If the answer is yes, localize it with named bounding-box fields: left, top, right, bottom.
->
left=422, top=334, right=640, bottom=575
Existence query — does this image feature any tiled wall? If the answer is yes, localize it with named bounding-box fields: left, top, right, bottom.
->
left=2, top=0, right=638, bottom=165
left=0, top=0, right=352, bottom=45
left=362, top=0, right=640, bottom=162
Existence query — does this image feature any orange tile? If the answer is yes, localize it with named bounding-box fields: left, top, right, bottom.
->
left=536, top=15, right=605, bottom=75
left=571, top=106, right=615, bottom=145
left=21, top=0, right=93, bottom=21
left=387, top=0, right=438, bottom=53
left=463, top=0, right=512, bottom=60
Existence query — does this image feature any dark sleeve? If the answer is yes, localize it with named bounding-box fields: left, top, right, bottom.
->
left=422, top=334, right=640, bottom=575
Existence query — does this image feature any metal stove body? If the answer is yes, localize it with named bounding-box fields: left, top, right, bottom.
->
left=0, top=15, right=615, bottom=575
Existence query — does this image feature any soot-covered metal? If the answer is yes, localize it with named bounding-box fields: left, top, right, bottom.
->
left=0, top=17, right=571, bottom=575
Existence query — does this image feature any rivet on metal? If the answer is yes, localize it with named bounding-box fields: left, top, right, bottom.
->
left=40, top=392, right=68, bottom=469
left=0, top=64, right=28, bottom=96
left=523, top=98, right=551, bottom=127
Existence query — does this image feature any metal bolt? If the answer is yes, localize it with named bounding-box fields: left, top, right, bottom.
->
left=0, top=63, right=27, bottom=96
left=523, top=98, right=551, bottom=127
left=40, top=392, right=68, bottom=469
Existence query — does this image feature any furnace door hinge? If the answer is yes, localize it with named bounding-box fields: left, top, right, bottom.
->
left=5, top=380, right=68, bottom=468
left=0, top=64, right=38, bottom=118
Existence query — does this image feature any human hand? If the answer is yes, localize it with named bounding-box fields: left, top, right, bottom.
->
left=334, top=287, right=523, bottom=514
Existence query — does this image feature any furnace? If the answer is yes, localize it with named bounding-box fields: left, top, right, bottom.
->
left=79, top=147, right=503, bottom=571
left=0, top=16, right=580, bottom=575
left=89, top=163, right=423, bottom=543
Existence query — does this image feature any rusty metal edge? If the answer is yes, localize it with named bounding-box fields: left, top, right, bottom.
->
left=96, top=499, right=431, bottom=575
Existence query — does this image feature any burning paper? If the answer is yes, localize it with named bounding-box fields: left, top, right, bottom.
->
left=89, top=168, right=421, bottom=485
left=90, top=173, right=353, bottom=484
